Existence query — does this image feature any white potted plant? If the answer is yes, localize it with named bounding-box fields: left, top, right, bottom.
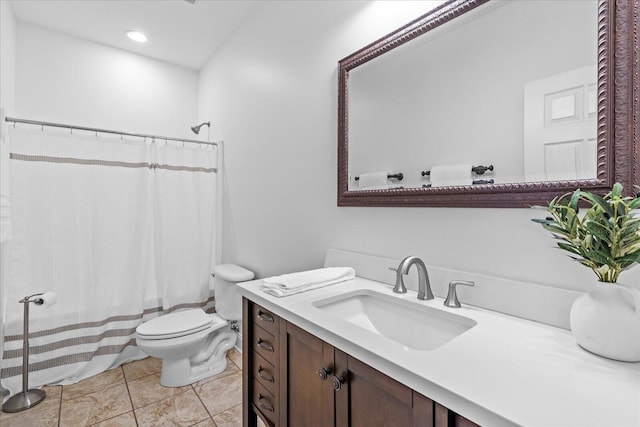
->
left=533, top=183, right=640, bottom=361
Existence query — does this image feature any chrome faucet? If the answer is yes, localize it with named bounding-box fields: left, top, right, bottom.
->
left=392, top=256, right=434, bottom=300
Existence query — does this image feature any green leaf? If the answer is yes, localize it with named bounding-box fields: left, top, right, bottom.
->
left=581, top=192, right=613, bottom=216
left=585, top=221, right=612, bottom=244
left=557, top=242, right=581, bottom=255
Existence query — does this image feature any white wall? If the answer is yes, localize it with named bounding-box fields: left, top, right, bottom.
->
left=14, top=22, right=199, bottom=139
left=199, top=0, right=639, bottom=295
left=0, top=0, right=16, bottom=116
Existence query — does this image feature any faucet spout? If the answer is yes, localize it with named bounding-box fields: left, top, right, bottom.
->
left=393, top=256, right=434, bottom=300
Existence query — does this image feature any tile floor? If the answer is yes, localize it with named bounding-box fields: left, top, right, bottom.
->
left=0, top=348, right=248, bottom=427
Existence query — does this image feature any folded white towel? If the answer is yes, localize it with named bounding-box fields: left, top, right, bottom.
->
left=430, top=164, right=472, bottom=187
left=261, top=267, right=355, bottom=298
left=358, top=172, right=388, bottom=189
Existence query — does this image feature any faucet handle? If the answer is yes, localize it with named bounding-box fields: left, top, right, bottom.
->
left=389, top=266, right=407, bottom=294
left=444, top=280, right=475, bottom=308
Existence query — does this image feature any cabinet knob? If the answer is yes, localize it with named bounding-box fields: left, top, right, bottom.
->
left=257, top=311, right=274, bottom=323
left=258, top=367, right=275, bottom=383
left=317, top=367, right=332, bottom=380
left=257, top=338, right=275, bottom=352
left=331, top=375, right=345, bottom=391
left=258, top=395, right=274, bottom=413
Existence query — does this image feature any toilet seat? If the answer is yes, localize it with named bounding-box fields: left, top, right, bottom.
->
left=137, top=308, right=225, bottom=340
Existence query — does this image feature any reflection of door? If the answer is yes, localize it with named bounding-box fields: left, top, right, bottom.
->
left=523, top=65, right=597, bottom=182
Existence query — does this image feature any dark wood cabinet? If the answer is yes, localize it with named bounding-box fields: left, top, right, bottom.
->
left=243, top=300, right=281, bottom=427
left=334, top=349, right=435, bottom=427
left=243, top=298, right=480, bottom=427
left=281, top=322, right=335, bottom=426
left=434, top=403, right=480, bottom=427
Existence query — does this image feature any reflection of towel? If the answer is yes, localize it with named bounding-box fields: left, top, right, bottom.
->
left=358, top=172, right=388, bottom=189
left=261, top=267, right=355, bottom=297
left=430, top=164, right=472, bottom=187
left=0, top=137, right=11, bottom=244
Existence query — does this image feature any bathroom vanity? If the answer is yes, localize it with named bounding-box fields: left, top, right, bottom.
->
left=238, top=259, right=640, bottom=427
left=242, top=298, right=477, bottom=427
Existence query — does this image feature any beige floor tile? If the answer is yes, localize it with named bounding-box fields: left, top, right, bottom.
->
left=227, top=348, right=243, bottom=370
left=192, top=418, right=216, bottom=426
left=127, top=372, right=191, bottom=409
left=60, top=383, right=132, bottom=426
left=212, top=403, right=243, bottom=427
left=193, top=358, right=240, bottom=387
left=122, top=357, right=162, bottom=382
left=135, top=388, right=210, bottom=427
left=62, top=367, right=125, bottom=401
left=91, top=411, right=138, bottom=427
left=43, top=384, right=63, bottom=398
left=0, top=392, right=60, bottom=427
left=194, top=370, right=242, bottom=416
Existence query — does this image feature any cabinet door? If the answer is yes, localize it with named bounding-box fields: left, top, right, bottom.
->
left=282, top=322, right=335, bottom=427
left=435, top=403, right=480, bottom=427
left=335, top=350, right=433, bottom=427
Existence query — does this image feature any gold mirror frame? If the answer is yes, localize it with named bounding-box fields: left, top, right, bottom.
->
left=338, top=0, right=638, bottom=207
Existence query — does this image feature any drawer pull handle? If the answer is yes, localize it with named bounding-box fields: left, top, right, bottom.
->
left=258, top=311, right=274, bottom=323
left=317, top=367, right=332, bottom=381
left=258, top=367, right=275, bottom=383
left=258, top=395, right=274, bottom=412
left=257, top=339, right=275, bottom=352
left=332, top=375, right=345, bottom=391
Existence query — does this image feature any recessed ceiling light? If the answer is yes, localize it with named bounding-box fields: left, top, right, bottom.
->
left=126, top=30, right=147, bottom=43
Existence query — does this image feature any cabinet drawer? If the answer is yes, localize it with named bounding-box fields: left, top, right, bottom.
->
left=252, top=351, right=278, bottom=396
left=252, top=379, right=278, bottom=426
left=253, top=324, right=278, bottom=365
left=252, top=304, right=279, bottom=335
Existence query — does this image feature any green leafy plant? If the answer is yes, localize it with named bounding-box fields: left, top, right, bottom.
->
left=532, top=183, right=640, bottom=283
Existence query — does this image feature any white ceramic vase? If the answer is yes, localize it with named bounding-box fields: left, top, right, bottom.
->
left=570, top=282, right=640, bottom=362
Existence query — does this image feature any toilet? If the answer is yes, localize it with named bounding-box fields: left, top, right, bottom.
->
left=135, top=264, right=254, bottom=387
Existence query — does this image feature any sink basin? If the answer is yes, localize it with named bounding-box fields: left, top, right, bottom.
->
left=312, top=290, right=476, bottom=351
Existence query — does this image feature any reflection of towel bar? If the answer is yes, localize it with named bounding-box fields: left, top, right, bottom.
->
left=422, top=179, right=494, bottom=188
left=421, top=165, right=494, bottom=176
left=354, top=173, right=403, bottom=181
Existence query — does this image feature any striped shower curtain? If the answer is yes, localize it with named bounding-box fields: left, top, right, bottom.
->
left=0, top=126, right=218, bottom=395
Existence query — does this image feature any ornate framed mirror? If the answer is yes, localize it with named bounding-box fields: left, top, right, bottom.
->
left=338, top=0, right=638, bottom=207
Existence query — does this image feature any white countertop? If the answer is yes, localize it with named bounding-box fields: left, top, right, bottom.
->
left=237, top=276, right=640, bottom=427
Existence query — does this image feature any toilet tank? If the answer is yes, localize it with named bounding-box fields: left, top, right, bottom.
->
left=212, top=264, right=255, bottom=321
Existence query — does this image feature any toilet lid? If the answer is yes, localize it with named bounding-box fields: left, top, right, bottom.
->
left=136, top=308, right=214, bottom=339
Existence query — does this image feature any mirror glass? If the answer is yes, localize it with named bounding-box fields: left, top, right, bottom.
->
left=348, top=0, right=598, bottom=191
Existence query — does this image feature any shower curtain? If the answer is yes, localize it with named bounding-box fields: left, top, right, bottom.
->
left=0, top=126, right=218, bottom=395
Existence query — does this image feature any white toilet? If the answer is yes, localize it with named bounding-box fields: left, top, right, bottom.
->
left=135, top=264, right=254, bottom=387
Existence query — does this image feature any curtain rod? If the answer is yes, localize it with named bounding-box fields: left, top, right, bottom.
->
left=5, top=117, right=218, bottom=147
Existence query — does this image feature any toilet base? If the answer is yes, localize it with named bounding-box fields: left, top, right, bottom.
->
left=158, top=328, right=237, bottom=387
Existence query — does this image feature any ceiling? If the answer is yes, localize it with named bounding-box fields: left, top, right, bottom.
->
left=8, top=0, right=265, bottom=70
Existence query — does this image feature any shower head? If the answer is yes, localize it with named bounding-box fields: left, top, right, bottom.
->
left=191, top=121, right=210, bottom=135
